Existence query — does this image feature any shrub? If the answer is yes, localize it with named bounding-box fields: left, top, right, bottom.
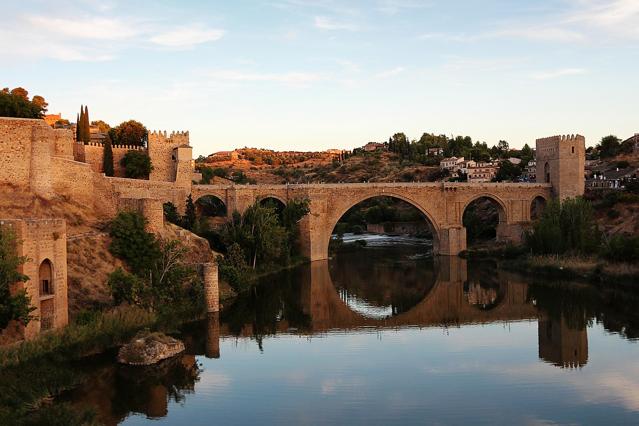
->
left=108, top=267, right=146, bottom=306
left=525, top=197, right=600, bottom=256
left=0, top=226, right=35, bottom=329
left=121, top=150, right=153, bottom=179
left=602, top=234, right=639, bottom=263
left=109, top=211, right=160, bottom=275
left=163, top=202, right=180, bottom=225
left=607, top=209, right=620, bottom=219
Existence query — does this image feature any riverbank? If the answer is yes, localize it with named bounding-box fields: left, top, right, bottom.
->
left=463, top=245, right=639, bottom=288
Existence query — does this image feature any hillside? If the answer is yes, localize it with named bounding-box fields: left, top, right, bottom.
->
left=200, top=149, right=442, bottom=184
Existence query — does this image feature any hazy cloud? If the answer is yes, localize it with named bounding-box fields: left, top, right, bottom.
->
left=150, top=26, right=225, bottom=48
left=531, top=68, right=587, bottom=80
left=314, top=16, right=359, bottom=31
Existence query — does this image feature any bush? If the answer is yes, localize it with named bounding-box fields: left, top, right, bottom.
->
left=525, top=197, right=600, bottom=256
left=109, top=211, right=160, bottom=275
left=121, top=150, right=153, bottom=179
left=603, top=234, right=639, bottom=263
left=607, top=209, right=620, bottom=219
left=108, top=267, right=146, bottom=306
left=0, top=226, right=35, bottom=329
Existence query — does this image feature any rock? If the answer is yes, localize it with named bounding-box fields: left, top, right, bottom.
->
left=117, top=332, right=185, bottom=366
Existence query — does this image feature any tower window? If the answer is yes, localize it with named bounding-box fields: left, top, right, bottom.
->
left=572, top=146, right=575, bottom=154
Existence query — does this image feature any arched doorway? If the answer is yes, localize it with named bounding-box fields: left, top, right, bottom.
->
left=38, top=259, right=54, bottom=331
left=530, top=196, right=547, bottom=220
left=327, top=195, right=439, bottom=319
left=462, top=196, right=507, bottom=247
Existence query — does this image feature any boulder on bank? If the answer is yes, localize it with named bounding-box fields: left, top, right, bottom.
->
left=117, top=332, right=185, bottom=366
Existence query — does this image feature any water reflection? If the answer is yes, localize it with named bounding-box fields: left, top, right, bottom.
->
left=44, top=245, right=639, bottom=425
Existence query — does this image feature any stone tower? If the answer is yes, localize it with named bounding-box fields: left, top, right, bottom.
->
left=535, top=134, right=585, bottom=200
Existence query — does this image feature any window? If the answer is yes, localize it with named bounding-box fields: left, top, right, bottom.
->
left=39, top=259, right=54, bottom=296
left=572, top=146, right=575, bottom=154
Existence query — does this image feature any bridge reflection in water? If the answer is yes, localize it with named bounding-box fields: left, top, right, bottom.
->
left=207, top=256, right=589, bottom=370
left=67, top=257, right=594, bottom=425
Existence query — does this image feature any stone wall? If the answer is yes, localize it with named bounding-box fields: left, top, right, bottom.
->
left=83, top=142, right=144, bottom=177
left=51, top=157, right=95, bottom=205
left=0, top=118, right=41, bottom=192
left=0, top=218, right=68, bottom=340
left=148, top=130, right=189, bottom=183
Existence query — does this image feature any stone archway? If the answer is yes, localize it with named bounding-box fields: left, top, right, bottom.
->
left=461, top=194, right=509, bottom=245
left=321, top=193, right=442, bottom=261
left=530, top=195, right=547, bottom=220
left=38, top=259, right=55, bottom=331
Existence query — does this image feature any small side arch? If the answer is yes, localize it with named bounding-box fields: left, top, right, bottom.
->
left=530, top=195, right=548, bottom=220
left=39, top=259, right=54, bottom=296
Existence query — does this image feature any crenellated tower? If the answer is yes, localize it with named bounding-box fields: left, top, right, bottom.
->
left=147, top=130, right=192, bottom=188
left=535, top=134, right=585, bottom=200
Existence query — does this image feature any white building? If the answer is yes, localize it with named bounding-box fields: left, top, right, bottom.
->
left=440, top=157, right=465, bottom=172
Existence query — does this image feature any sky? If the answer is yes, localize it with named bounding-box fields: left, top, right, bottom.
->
left=2, top=0, right=638, bottom=156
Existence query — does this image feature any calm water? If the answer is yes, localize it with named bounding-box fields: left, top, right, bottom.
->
left=62, top=236, right=639, bottom=424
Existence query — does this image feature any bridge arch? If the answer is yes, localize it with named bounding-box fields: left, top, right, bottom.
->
left=324, top=192, right=441, bottom=258
left=530, top=194, right=548, bottom=220
left=195, top=194, right=227, bottom=218
left=460, top=193, right=509, bottom=224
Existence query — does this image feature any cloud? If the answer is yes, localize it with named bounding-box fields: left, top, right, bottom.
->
left=150, top=26, right=225, bottom=48
left=566, top=0, right=639, bottom=39
left=0, top=8, right=226, bottom=61
left=314, top=16, right=358, bottom=31
left=377, top=0, right=430, bottom=15
left=205, top=69, right=326, bottom=86
left=531, top=68, right=587, bottom=80
left=26, top=15, right=141, bottom=40
left=374, top=67, right=405, bottom=79
left=419, top=27, right=584, bottom=43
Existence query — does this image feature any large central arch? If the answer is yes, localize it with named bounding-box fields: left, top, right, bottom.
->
left=324, top=192, right=442, bottom=258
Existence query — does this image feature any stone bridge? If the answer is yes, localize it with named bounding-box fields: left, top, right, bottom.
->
left=192, top=182, right=552, bottom=259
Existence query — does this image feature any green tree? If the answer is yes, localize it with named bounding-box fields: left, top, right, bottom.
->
left=121, top=150, right=153, bottom=179
left=163, top=202, right=181, bottom=225
left=0, top=88, right=47, bottom=118
left=0, top=226, right=35, bottom=329
left=111, top=120, right=148, bottom=147
left=182, top=195, right=197, bottom=231
left=598, top=135, right=621, bottom=158
left=494, top=160, right=522, bottom=182
left=91, top=120, right=110, bottom=133
left=525, top=198, right=600, bottom=255
left=109, top=211, right=160, bottom=275
left=102, top=135, right=114, bottom=176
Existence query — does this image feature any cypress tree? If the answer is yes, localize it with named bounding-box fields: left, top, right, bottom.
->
left=76, top=112, right=80, bottom=141
left=103, top=134, right=114, bottom=176
left=182, top=195, right=197, bottom=230
left=82, top=105, right=91, bottom=143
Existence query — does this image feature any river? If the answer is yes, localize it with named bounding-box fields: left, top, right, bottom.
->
left=33, top=235, right=639, bottom=424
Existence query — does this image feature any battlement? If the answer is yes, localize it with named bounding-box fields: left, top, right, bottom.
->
left=148, top=130, right=190, bottom=146
left=536, top=134, right=585, bottom=145
left=84, top=141, right=146, bottom=151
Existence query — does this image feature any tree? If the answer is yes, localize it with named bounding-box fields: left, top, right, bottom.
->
left=520, top=143, right=534, bottom=164
left=10, top=87, right=28, bottom=100
left=0, top=88, right=47, bottom=118
left=91, top=120, right=110, bottom=133
left=525, top=198, right=600, bottom=256
left=111, top=120, right=148, bottom=147
left=0, top=226, right=35, bottom=329
left=31, top=95, right=48, bottom=113
left=163, top=202, right=181, bottom=225
left=598, top=135, right=621, bottom=158
left=81, top=105, right=91, bottom=143
left=494, top=160, right=522, bottom=182
left=121, top=150, right=153, bottom=179
left=76, top=113, right=80, bottom=141
left=182, top=195, right=197, bottom=231
left=103, top=135, right=114, bottom=176
left=109, top=211, right=160, bottom=276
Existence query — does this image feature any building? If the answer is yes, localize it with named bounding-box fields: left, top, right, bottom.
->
left=506, top=157, right=522, bottom=165
left=536, top=135, right=586, bottom=200
left=440, top=157, right=465, bottom=172
left=586, top=167, right=638, bottom=190
left=363, top=142, right=385, bottom=152
left=459, top=160, right=476, bottom=175
left=427, top=147, right=444, bottom=157
left=524, top=160, right=536, bottom=181
left=467, top=162, right=499, bottom=182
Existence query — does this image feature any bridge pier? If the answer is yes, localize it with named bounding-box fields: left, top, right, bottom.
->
left=438, top=226, right=467, bottom=256
left=496, top=222, right=525, bottom=245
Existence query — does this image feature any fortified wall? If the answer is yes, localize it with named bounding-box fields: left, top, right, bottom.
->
left=0, top=117, right=198, bottom=342
left=536, top=134, right=585, bottom=200
left=0, top=219, right=68, bottom=342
